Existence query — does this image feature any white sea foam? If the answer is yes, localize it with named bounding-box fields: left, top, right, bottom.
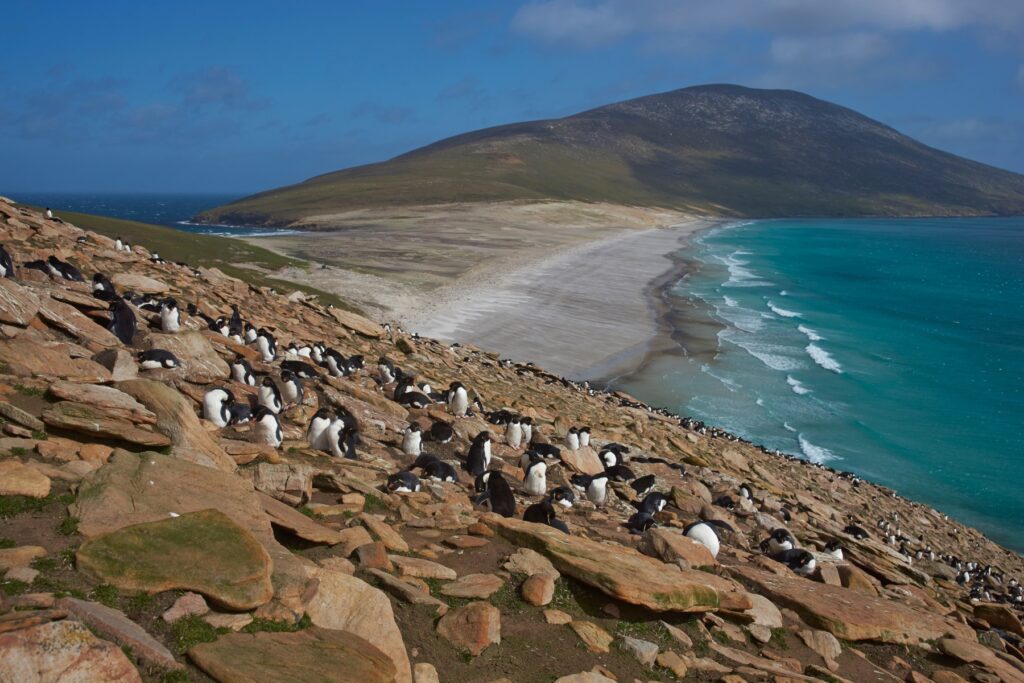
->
left=700, top=364, right=740, bottom=392
left=786, top=375, right=812, bottom=395
left=716, top=251, right=770, bottom=288
left=723, top=296, right=738, bottom=307
left=767, top=301, right=800, bottom=318
left=756, top=397, right=765, bottom=406
left=722, top=331, right=803, bottom=371
left=805, top=344, right=842, bottom=373
left=798, top=434, right=839, bottom=463
left=783, top=422, right=797, bottom=432
left=715, top=304, right=765, bottom=334
left=779, top=290, right=788, bottom=296
left=798, top=324, right=823, bottom=342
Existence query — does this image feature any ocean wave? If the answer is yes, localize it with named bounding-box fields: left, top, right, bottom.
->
left=786, top=375, right=812, bottom=395
left=805, top=344, right=843, bottom=373
left=714, top=304, right=765, bottom=334
left=783, top=422, right=797, bottom=432
left=798, top=434, right=840, bottom=463
left=755, top=397, right=765, bottom=406
left=767, top=301, right=800, bottom=318
left=779, top=290, right=788, bottom=296
left=721, top=331, right=803, bottom=371
left=700, top=364, right=741, bottom=392
left=714, top=251, right=771, bottom=288
left=723, top=296, right=738, bottom=307
left=797, top=324, right=823, bottom=342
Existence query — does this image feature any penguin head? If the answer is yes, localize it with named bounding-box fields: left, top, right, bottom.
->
left=824, top=540, right=842, bottom=554
left=281, top=369, right=296, bottom=382
left=567, top=426, right=578, bottom=435
left=253, top=406, right=276, bottom=423
left=162, top=298, right=177, bottom=311
left=261, top=376, right=276, bottom=388
left=551, top=486, right=575, bottom=508
left=473, top=431, right=492, bottom=445
left=406, top=423, right=421, bottom=434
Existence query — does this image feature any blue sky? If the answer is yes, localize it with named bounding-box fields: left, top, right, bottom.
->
left=2, top=0, right=1023, bottom=194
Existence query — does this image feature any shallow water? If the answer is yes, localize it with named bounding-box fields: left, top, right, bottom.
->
left=617, top=217, right=1024, bottom=552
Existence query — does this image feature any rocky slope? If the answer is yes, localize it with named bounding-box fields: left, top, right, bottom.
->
left=0, top=199, right=1022, bottom=683
left=197, top=85, right=1024, bottom=225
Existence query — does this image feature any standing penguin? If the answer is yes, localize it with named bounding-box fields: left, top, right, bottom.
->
left=564, top=427, right=580, bottom=451
left=578, top=426, right=591, bottom=448
left=253, top=406, right=283, bottom=448
left=91, top=273, right=118, bottom=300
left=523, top=458, right=548, bottom=497
left=306, top=408, right=333, bottom=450
left=108, top=299, right=136, bottom=345
left=505, top=416, right=523, bottom=449
left=474, top=471, right=516, bottom=518
left=466, top=432, right=492, bottom=476
left=761, top=529, right=797, bottom=555
left=230, top=356, right=256, bottom=386
left=280, top=370, right=304, bottom=405
left=447, top=381, right=469, bottom=417
left=256, top=329, right=276, bottom=362
left=572, top=472, right=608, bottom=507
left=402, top=424, right=422, bottom=456
left=159, top=298, right=180, bottom=333
left=203, top=388, right=232, bottom=428
left=258, top=377, right=283, bottom=414
left=114, top=237, right=124, bottom=251
left=520, top=416, right=533, bottom=445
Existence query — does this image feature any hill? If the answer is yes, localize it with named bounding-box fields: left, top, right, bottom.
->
left=197, top=84, right=1024, bottom=226
left=0, top=200, right=1022, bottom=682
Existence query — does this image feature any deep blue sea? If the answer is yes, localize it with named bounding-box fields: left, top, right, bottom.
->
left=10, top=192, right=296, bottom=237
left=619, top=218, right=1024, bottom=552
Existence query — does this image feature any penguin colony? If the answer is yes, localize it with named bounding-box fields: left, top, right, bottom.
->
left=2, top=208, right=1022, bottom=630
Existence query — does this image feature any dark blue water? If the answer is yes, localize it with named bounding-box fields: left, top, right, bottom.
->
left=620, top=218, right=1024, bottom=552
left=11, top=192, right=296, bottom=237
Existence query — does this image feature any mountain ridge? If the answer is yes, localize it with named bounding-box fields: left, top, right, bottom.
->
left=196, top=84, right=1024, bottom=226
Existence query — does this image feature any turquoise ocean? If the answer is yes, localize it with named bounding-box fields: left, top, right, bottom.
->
left=617, top=218, right=1024, bottom=552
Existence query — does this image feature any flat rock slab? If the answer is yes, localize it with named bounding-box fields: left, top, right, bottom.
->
left=48, top=381, right=155, bottom=423
left=491, top=515, right=749, bottom=612
left=56, top=597, right=180, bottom=670
left=0, top=277, right=40, bottom=326
left=38, top=296, right=120, bottom=348
left=258, top=492, right=345, bottom=545
left=0, top=618, right=142, bottom=683
left=188, top=627, right=396, bottom=683
left=732, top=566, right=975, bottom=644
left=0, top=339, right=111, bottom=382
left=77, top=508, right=273, bottom=610
left=0, top=460, right=51, bottom=498
left=436, top=601, right=501, bottom=656
left=112, top=273, right=169, bottom=294
left=142, top=331, right=229, bottom=384
left=440, top=573, right=504, bottom=599
left=42, top=401, right=170, bottom=448
left=390, top=554, right=457, bottom=580
left=327, top=307, right=383, bottom=338
left=305, top=568, right=412, bottom=683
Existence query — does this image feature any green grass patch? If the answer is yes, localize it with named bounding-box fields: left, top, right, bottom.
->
left=90, top=584, right=120, bottom=608
left=615, top=619, right=672, bottom=648
left=769, top=627, right=790, bottom=650
left=362, top=493, right=388, bottom=513
left=32, top=430, right=47, bottom=440
left=58, top=516, right=80, bottom=536
left=126, top=592, right=154, bottom=615
left=171, top=615, right=228, bottom=653
left=159, top=670, right=190, bottom=683
left=31, top=556, right=58, bottom=572
left=488, top=579, right=524, bottom=612
left=241, top=613, right=312, bottom=633
left=0, top=494, right=52, bottom=518
left=10, top=447, right=27, bottom=456
left=1, top=578, right=29, bottom=596
left=0, top=537, right=15, bottom=549
left=13, top=384, right=44, bottom=397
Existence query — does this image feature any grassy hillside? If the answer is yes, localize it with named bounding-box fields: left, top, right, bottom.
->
left=40, top=209, right=361, bottom=312
left=197, top=84, right=1024, bottom=225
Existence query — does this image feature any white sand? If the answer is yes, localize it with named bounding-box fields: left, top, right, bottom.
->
left=397, top=219, right=714, bottom=380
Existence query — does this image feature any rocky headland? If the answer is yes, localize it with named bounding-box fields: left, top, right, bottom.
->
left=0, top=200, right=1022, bottom=683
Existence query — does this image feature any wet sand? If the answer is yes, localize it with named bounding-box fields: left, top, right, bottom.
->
left=397, top=219, right=716, bottom=380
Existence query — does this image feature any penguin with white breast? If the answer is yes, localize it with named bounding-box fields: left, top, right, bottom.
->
left=636, top=492, right=668, bottom=515
left=280, top=370, right=303, bottom=405
left=256, top=329, right=276, bottom=362
left=258, top=377, right=283, bottom=414
left=761, top=528, right=797, bottom=555
left=771, top=549, right=816, bottom=576
left=578, top=426, right=591, bottom=448
left=203, top=388, right=232, bottom=428
left=823, top=540, right=844, bottom=561
left=571, top=472, right=608, bottom=506
left=244, top=323, right=258, bottom=344
left=626, top=511, right=657, bottom=534
left=739, top=483, right=753, bottom=501
left=281, top=359, right=319, bottom=379
left=843, top=524, right=869, bottom=540
left=47, top=256, right=84, bottom=282
left=505, top=416, right=523, bottom=449
left=630, top=474, right=656, bottom=498
left=466, top=432, right=492, bottom=476
left=427, top=421, right=454, bottom=444
left=447, top=381, right=469, bottom=417
left=550, top=486, right=575, bottom=509
left=522, top=498, right=569, bottom=533
left=324, top=349, right=349, bottom=378
left=387, top=471, right=422, bottom=494
left=523, top=458, right=548, bottom=497
left=684, top=521, right=721, bottom=559
left=377, top=357, right=397, bottom=385
left=0, top=246, right=14, bottom=279
left=91, top=273, right=117, bottom=300
left=114, top=237, right=124, bottom=251
left=231, top=356, right=256, bottom=386
left=212, top=317, right=230, bottom=336
left=564, top=427, right=580, bottom=451
left=138, top=349, right=180, bottom=369
left=253, top=406, right=283, bottom=448
left=604, top=464, right=636, bottom=482
left=530, top=442, right=561, bottom=460
left=108, top=299, right=136, bottom=345
left=401, top=424, right=422, bottom=456
left=422, top=459, right=457, bottom=483
left=159, top=298, right=180, bottom=333
left=474, top=471, right=516, bottom=518
left=396, top=390, right=432, bottom=409
left=520, top=417, right=533, bottom=445
left=599, top=448, right=619, bottom=469
left=306, top=408, right=333, bottom=450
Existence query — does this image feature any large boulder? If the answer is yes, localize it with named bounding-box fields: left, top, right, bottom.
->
left=189, top=627, right=397, bottom=683
left=304, top=568, right=412, bottom=683
left=116, top=378, right=234, bottom=471
left=490, top=515, right=750, bottom=612
left=77, top=508, right=274, bottom=610
left=37, top=296, right=120, bottom=349
left=0, top=619, right=142, bottom=682
left=327, top=307, right=383, bottom=338
left=0, top=459, right=51, bottom=498
left=640, top=527, right=718, bottom=569
left=436, top=601, right=501, bottom=656
left=111, top=272, right=169, bottom=294
left=141, top=331, right=229, bottom=384
left=0, top=339, right=111, bottom=382
left=731, top=566, right=976, bottom=644
left=42, top=401, right=170, bottom=448
left=0, top=277, right=41, bottom=325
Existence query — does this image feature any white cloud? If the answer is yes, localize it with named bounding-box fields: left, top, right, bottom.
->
left=770, top=33, right=890, bottom=67
left=511, top=0, right=1024, bottom=46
